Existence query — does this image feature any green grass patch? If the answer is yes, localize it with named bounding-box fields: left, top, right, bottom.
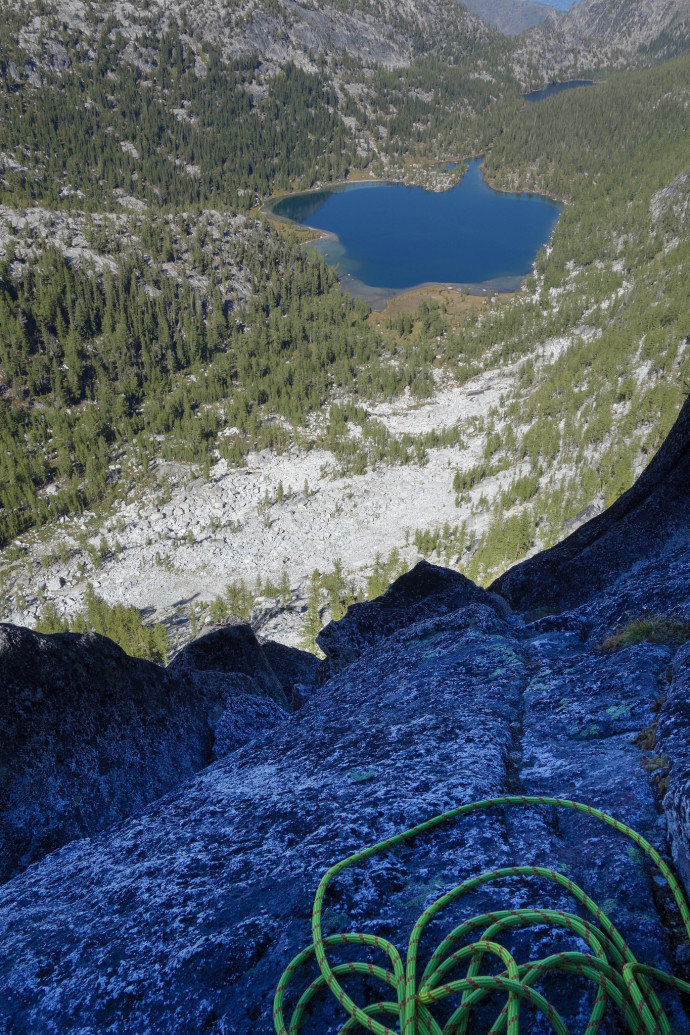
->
left=598, top=614, right=690, bottom=651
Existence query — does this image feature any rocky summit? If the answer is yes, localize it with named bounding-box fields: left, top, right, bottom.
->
left=1, top=397, right=690, bottom=1032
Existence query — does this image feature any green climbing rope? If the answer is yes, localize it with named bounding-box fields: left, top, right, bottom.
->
left=273, top=795, right=690, bottom=1035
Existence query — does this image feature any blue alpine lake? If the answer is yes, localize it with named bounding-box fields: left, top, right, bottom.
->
left=269, top=159, right=561, bottom=303
left=524, top=79, right=593, bottom=103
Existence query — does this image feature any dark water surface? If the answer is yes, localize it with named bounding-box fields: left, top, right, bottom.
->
left=524, top=79, right=594, bottom=103
left=270, top=159, right=561, bottom=302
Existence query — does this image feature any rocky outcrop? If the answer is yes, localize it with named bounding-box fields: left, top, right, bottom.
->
left=514, top=0, right=690, bottom=83
left=317, top=558, right=507, bottom=671
left=658, top=643, right=690, bottom=892
left=2, top=576, right=690, bottom=1030
left=0, top=622, right=289, bottom=883
left=166, top=622, right=292, bottom=757
left=0, top=602, right=527, bottom=1033
left=554, top=0, right=690, bottom=51
left=461, top=0, right=558, bottom=36
left=168, top=621, right=290, bottom=710
left=209, top=675, right=286, bottom=760
left=18, top=0, right=495, bottom=74
left=259, top=639, right=321, bottom=696
left=491, top=393, right=690, bottom=615
left=2, top=407, right=690, bottom=1031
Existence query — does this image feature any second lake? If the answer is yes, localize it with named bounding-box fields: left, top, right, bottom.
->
left=270, top=159, right=561, bottom=301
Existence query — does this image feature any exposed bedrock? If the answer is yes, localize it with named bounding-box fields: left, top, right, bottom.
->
left=0, top=602, right=530, bottom=1032
left=317, top=557, right=508, bottom=674
left=659, top=643, right=690, bottom=894
left=2, top=558, right=690, bottom=1030
left=2, top=393, right=690, bottom=1030
left=0, top=621, right=295, bottom=883
left=167, top=620, right=291, bottom=710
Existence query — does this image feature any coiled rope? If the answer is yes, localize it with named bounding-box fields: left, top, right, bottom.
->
left=273, top=796, right=690, bottom=1034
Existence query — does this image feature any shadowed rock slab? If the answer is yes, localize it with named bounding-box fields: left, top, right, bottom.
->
left=1, top=597, right=687, bottom=1032
left=0, top=624, right=244, bottom=883
left=318, top=558, right=507, bottom=671
left=259, top=639, right=321, bottom=695
left=211, top=679, right=285, bottom=759
left=0, top=619, right=293, bottom=883
left=168, top=621, right=290, bottom=710
left=0, top=604, right=531, bottom=1034
left=659, top=643, right=690, bottom=894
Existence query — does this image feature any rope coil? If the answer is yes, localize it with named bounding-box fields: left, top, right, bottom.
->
left=273, top=796, right=690, bottom=1034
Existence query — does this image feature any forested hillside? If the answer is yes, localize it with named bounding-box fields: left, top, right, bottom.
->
left=0, top=0, right=519, bottom=547
left=0, top=0, right=688, bottom=638
left=444, top=57, right=690, bottom=578
left=0, top=219, right=422, bottom=544
left=0, top=8, right=516, bottom=212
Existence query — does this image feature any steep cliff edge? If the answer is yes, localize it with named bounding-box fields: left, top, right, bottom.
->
left=0, top=622, right=294, bottom=883
left=491, top=393, right=690, bottom=615
left=1, top=399, right=690, bottom=1032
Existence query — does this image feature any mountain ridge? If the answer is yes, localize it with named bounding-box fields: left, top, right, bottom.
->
left=460, top=0, right=560, bottom=36
left=7, top=0, right=498, bottom=73
left=513, top=0, right=690, bottom=81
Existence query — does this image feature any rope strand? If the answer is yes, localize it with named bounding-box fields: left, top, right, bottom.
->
left=273, top=796, right=690, bottom=1034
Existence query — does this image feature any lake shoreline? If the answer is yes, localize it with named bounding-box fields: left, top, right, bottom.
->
left=259, top=146, right=571, bottom=211
left=276, top=224, right=529, bottom=308
left=480, top=169, right=569, bottom=205
left=335, top=264, right=527, bottom=310
left=523, top=79, right=595, bottom=103
left=262, top=159, right=562, bottom=306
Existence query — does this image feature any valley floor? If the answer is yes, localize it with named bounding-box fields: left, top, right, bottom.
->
left=1, top=362, right=524, bottom=649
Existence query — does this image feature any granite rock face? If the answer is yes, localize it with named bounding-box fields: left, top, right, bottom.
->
left=2, top=559, right=690, bottom=1030
left=0, top=603, right=534, bottom=1034
left=168, top=621, right=290, bottom=710
left=0, top=622, right=289, bottom=883
left=514, top=0, right=690, bottom=82
left=210, top=678, right=286, bottom=760
left=14, top=0, right=495, bottom=75
left=2, top=400, right=690, bottom=1030
left=462, top=0, right=558, bottom=36
left=658, top=643, right=690, bottom=893
left=259, top=639, right=321, bottom=696
left=554, top=0, right=690, bottom=50
left=317, top=558, right=507, bottom=672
